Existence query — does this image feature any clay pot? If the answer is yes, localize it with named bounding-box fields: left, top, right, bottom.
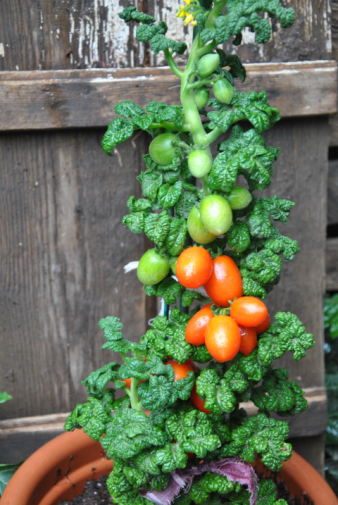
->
left=2, top=429, right=337, bottom=505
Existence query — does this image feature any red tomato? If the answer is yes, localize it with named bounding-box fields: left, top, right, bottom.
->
left=190, top=383, right=211, bottom=414
left=176, top=247, right=213, bottom=289
left=255, top=313, right=271, bottom=334
left=165, top=359, right=194, bottom=381
left=204, top=256, right=243, bottom=307
left=205, top=315, right=240, bottom=362
left=186, top=358, right=198, bottom=373
left=185, top=303, right=214, bottom=345
left=144, top=410, right=151, bottom=417
left=238, top=326, right=257, bottom=356
left=230, top=296, right=268, bottom=327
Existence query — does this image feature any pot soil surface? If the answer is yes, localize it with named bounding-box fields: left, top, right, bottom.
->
left=59, top=474, right=315, bottom=505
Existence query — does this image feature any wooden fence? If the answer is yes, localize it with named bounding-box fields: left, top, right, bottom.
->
left=0, top=0, right=335, bottom=475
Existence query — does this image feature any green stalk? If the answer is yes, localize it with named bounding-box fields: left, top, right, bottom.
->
left=130, top=378, right=142, bottom=411
left=205, top=0, right=228, bottom=28
left=164, top=49, right=183, bottom=79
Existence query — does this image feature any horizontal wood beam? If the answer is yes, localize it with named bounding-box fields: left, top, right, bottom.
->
left=0, top=61, right=336, bottom=131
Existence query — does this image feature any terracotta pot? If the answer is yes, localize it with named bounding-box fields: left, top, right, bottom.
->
left=2, top=429, right=337, bottom=505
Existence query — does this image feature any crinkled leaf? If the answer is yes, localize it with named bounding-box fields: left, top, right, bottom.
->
left=158, top=181, right=183, bottom=209
left=217, top=49, right=246, bottom=82
left=166, top=218, right=188, bottom=256
left=181, top=289, right=203, bottom=307
left=175, top=191, right=198, bottom=219
left=0, top=392, right=11, bottom=403
left=138, top=375, right=177, bottom=410
left=119, top=6, right=155, bottom=24
left=207, top=109, right=236, bottom=134
left=136, top=21, right=168, bottom=42
left=264, top=225, right=300, bottom=262
left=233, top=91, right=281, bottom=133
left=102, top=118, right=134, bottom=155
left=190, top=344, right=212, bottom=363
left=208, top=150, right=239, bottom=192
left=99, top=317, right=124, bottom=341
left=222, top=413, right=291, bottom=471
left=227, top=221, right=251, bottom=253
left=144, top=211, right=171, bottom=247
left=138, top=171, right=163, bottom=201
left=115, top=100, right=145, bottom=119
left=155, top=443, right=188, bottom=473
left=324, top=294, right=338, bottom=339
left=197, top=369, right=237, bottom=415
left=82, top=363, right=119, bottom=397
left=101, top=409, right=167, bottom=459
left=151, top=34, right=187, bottom=55
left=165, top=329, right=192, bottom=364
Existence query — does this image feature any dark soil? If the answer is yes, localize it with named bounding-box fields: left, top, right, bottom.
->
left=59, top=474, right=315, bottom=505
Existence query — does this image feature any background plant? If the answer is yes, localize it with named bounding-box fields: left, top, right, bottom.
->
left=64, top=1, right=315, bottom=504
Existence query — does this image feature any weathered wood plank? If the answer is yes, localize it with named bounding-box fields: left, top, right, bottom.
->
left=0, top=387, right=327, bottom=463
left=0, top=61, right=336, bottom=131
left=0, top=0, right=332, bottom=73
left=0, top=128, right=149, bottom=419
left=326, top=238, right=338, bottom=291
left=328, top=160, right=338, bottom=225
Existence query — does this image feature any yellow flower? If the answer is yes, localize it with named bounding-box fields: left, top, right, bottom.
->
left=184, top=0, right=192, bottom=5
left=179, top=10, right=185, bottom=17
left=191, top=19, right=197, bottom=26
left=184, top=14, right=194, bottom=25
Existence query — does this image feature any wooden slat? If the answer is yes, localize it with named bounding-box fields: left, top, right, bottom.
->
left=326, top=238, right=338, bottom=291
left=0, top=61, right=337, bottom=131
left=0, top=387, right=327, bottom=463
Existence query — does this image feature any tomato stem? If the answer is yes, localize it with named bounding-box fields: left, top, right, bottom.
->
left=130, top=378, right=142, bottom=411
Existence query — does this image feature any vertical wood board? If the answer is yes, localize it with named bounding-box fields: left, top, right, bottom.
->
left=0, top=129, right=148, bottom=419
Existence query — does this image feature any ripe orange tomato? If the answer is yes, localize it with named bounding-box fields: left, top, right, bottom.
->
left=144, top=410, right=151, bottom=417
left=205, top=315, right=240, bottom=362
left=238, top=326, right=257, bottom=356
left=176, top=247, right=213, bottom=289
left=165, top=359, right=194, bottom=381
left=204, top=256, right=243, bottom=307
left=190, top=383, right=211, bottom=414
left=255, top=313, right=271, bottom=334
left=185, top=303, right=214, bottom=345
left=230, top=296, right=268, bottom=327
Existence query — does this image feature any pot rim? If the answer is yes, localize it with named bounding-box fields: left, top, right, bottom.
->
left=1, top=429, right=337, bottom=505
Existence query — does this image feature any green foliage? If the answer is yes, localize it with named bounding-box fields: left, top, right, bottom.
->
left=325, top=294, right=338, bottom=339
left=0, top=462, right=24, bottom=497
left=0, top=392, right=11, bottom=404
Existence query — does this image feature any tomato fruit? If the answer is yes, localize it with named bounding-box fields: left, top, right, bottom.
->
left=195, top=87, right=210, bottom=109
left=165, top=359, right=194, bottom=380
left=228, top=186, right=252, bottom=210
left=255, top=313, right=271, bottom=334
left=197, top=53, right=220, bottom=78
left=199, top=195, right=233, bottom=236
left=187, top=207, right=217, bottom=245
left=190, top=383, right=211, bottom=414
left=137, top=249, right=170, bottom=286
left=176, top=247, right=213, bottom=289
left=230, top=296, right=268, bottom=327
left=188, top=149, right=212, bottom=178
left=185, top=303, right=214, bottom=345
left=205, top=315, right=241, bottom=362
left=204, top=256, right=243, bottom=307
left=149, top=133, right=178, bottom=166
left=122, top=378, right=132, bottom=389
left=212, top=78, right=234, bottom=104
left=238, top=326, right=257, bottom=356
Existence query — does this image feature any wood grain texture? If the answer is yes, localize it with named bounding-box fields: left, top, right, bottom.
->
left=0, top=129, right=149, bottom=419
left=0, top=61, right=337, bottom=131
left=326, top=238, right=338, bottom=291
left=255, top=117, right=328, bottom=389
left=328, top=160, right=338, bottom=225
left=0, top=0, right=332, bottom=73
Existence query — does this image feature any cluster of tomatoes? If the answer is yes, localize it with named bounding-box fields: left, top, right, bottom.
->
left=176, top=247, right=270, bottom=362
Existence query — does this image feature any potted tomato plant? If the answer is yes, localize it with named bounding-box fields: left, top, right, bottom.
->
left=2, top=1, right=338, bottom=504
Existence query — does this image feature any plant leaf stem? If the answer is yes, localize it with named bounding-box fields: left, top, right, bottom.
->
left=164, top=49, right=184, bottom=79
left=149, top=122, right=191, bottom=132
left=130, top=378, right=142, bottom=411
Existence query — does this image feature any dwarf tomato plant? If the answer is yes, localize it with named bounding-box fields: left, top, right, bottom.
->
left=64, top=2, right=315, bottom=505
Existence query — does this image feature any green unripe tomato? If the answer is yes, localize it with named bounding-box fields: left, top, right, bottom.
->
left=195, top=87, right=210, bottom=109
left=228, top=185, right=252, bottom=210
left=137, top=249, right=170, bottom=286
left=212, top=78, right=234, bottom=104
left=188, top=150, right=212, bottom=178
left=199, top=195, right=233, bottom=236
left=197, top=53, right=220, bottom=79
left=149, top=133, right=178, bottom=166
left=170, top=256, right=178, bottom=276
left=187, top=206, right=217, bottom=245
